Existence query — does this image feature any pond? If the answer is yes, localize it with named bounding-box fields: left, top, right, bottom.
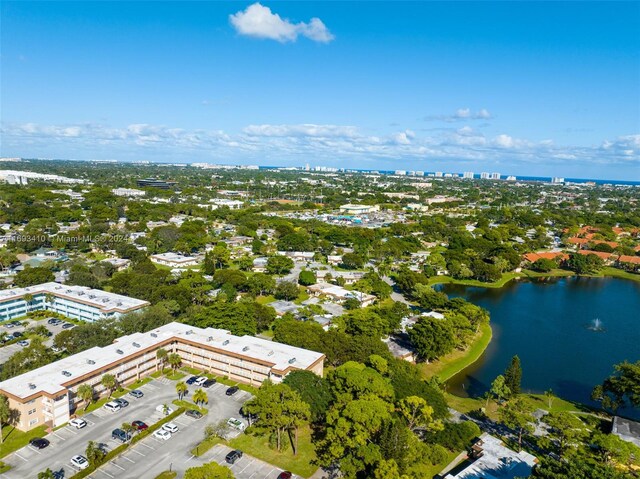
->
left=437, top=277, right=640, bottom=415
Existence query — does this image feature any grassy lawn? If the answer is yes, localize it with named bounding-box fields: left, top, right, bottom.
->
left=191, top=436, right=225, bottom=457
left=420, top=449, right=460, bottom=479
left=127, top=377, right=152, bottom=390
left=229, top=426, right=317, bottom=478
left=172, top=400, right=208, bottom=415
left=154, top=472, right=177, bottom=479
left=78, top=396, right=111, bottom=415
left=421, top=322, right=492, bottom=381
left=255, top=295, right=275, bottom=305
left=164, top=371, right=186, bottom=381
left=520, top=268, right=575, bottom=278
left=0, top=424, right=48, bottom=458
left=294, top=289, right=310, bottom=304
left=445, top=391, right=602, bottom=422
left=428, top=272, right=522, bottom=289
left=599, top=266, right=640, bottom=283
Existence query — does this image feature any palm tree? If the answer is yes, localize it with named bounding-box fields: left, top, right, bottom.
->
left=101, top=374, right=117, bottom=398
left=77, top=384, right=94, bottom=411
left=156, top=348, right=168, bottom=372
left=23, top=293, right=34, bottom=313
left=0, top=395, right=16, bottom=444
left=176, top=381, right=188, bottom=400
left=168, top=353, right=182, bottom=373
left=192, top=388, right=208, bottom=407
left=544, top=389, right=555, bottom=409
left=121, top=422, right=134, bottom=442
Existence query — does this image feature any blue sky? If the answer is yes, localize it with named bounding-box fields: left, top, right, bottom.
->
left=1, top=1, right=639, bottom=179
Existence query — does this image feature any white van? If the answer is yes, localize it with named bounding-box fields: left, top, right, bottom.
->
left=103, top=401, right=122, bottom=413
left=194, top=376, right=207, bottom=386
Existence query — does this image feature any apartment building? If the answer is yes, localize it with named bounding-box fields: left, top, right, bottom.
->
left=0, top=322, right=324, bottom=431
left=0, top=283, right=149, bottom=322
left=149, top=252, right=200, bottom=267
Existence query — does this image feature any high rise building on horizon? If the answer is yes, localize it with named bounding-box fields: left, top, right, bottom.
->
left=463, top=171, right=474, bottom=179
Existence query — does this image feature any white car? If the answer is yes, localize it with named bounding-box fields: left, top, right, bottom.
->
left=227, top=417, right=246, bottom=431
left=153, top=429, right=171, bottom=441
left=71, top=455, right=89, bottom=470
left=69, top=418, right=87, bottom=429
left=156, top=404, right=174, bottom=415
left=194, top=376, right=207, bottom=386
left=103, top=401, right=122, bottom=413
left=162, top=422, right=178, bottom=434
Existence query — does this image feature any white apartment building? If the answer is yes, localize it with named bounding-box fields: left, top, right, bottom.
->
left=0, top=322, right=324, bottom=431
left=112, top=188, right=146, bottom=197
left=0, top=283, right=148, bottom=322
left=463, top=172, right=474, bottom=179
left=150, top=252, right=200, bottom=267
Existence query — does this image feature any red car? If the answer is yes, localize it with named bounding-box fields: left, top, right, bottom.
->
left=277, top=472, right=292, bottom=479
left=132, top=420, right=148, bottom=431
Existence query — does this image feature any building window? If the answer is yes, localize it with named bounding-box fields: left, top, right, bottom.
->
left=28, top=408, right=36, bottom=415
left=29, top=418, right=39, bottom=426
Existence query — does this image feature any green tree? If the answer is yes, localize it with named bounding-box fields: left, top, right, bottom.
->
left=488, top=375, right=511, bottom=406
left=298, top=270, right=316, bottom=286
left=37, top=469, right=55, bottom=479
left=498, top=397, right=534, bottom=450
left=246, top=273, right=276, bottom=296
left=14, top=267, right=55, bottom=287
left=0, top=395, right=18, bottom=444
left=408, top=316, right=455, bottom=361
left=283, top=370, right=332, bottom=422
left=86, top=440, right=107, bottom=465
left=156, top=347, right=168, bottom=372
left=266, top=255, right=294, bottom=275
left=592, top=432, right=640, bottom=466
left=168, top=353, right=182, bottom=372
left=592, top=360, right=640, bottom=412
left=193, top=388, right=208, bottom=406
left=121, top=422, right=134, bottom=442
left=544, top=389, right=554, bottom=409
left=101, top=374, right=117, bottom=397
left=77, top=384, right=94, bottom=411
left=274, top=281, right=299, bottom=300
left=176, top=381, right=188, bottom=400
left=543, top=411, right=588, bottom=456
left=398, top=396, right=442, bottom=434
left=503, top=355, right=522, bottom=397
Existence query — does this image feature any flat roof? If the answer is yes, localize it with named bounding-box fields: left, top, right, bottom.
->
left=445, top=433, right=536, bottom=479
left=0, top=282, right=149, bottom=313
left=150, top=252, right=198, bottom=263
left=0, top=322, right=324, bottom=401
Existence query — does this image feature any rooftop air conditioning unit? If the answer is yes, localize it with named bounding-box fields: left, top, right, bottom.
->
left=150, top=333, right=158, bottom=338
left=29, top=383, right=36, bottom=389
left=242, top=346, right=249, bottom=352
left=207, top=336, right=213, bottom=342
left=132, top=342, right=140, bottom=348
left=116, top=349, right=124, bottom=355
left=222, top=340, right=230, bottom=346
left=288, top=357, right=296, bottom=364
left=268, top=351, right=274, bottom=356
left=87, top=359, right=95, bottom=365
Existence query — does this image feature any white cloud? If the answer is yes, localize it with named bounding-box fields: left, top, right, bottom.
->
left=2, top=121, right=638, bottom=171
left=229, top=3, right=334, bottom=43
left=425, top=108, right=493, bottom=122
left=475, top=109, right=492, bottom=119
left=455, top=108, right=471, bottom=119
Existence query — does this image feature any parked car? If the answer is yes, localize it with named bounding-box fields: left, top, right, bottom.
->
left=194, top=376, right=207, bottom=386
left=185, top=409, right=203, bottom=419
left=226, top=386, right=239, bottom=396
left=277, top=472, right=293, bottom=479
left=153, top=429, right=171, bottom=441
left=129, top=389, right=144, bottom=399
left=47, top=318, right=58, bottom=324
left=111, top=428, right=131, bottom=443
left=104, top=401, right=122, bottom=413
left=132, top=420, right=148, bottom=431
left=51, top=346, right=62, bottom=353
left=186, top=376, right=198, bottom=385
left=29, top=438, right=50, bottom=449
left=225, top=449, right=243, bottom=464
left=12, top=331, right=23, bottom=337
left=156, top=404, right=174, bottom=415
left=203, top=379, right=217, bottom=388
left=70, top=455, right=89, bottom=470
left=4, top=323, right=14, bottom=329
left=227, top=418, right=246, bottom=431
left=11, top=321, right=21, bottom=326
left=113, top=398, right=129, bottom=408
left=62, top=323, right=75, bottom=329
left=69, top=418, right=87, bottom=429
left=17, top=340, right=29, bottom=347
left=162, top=422, right=179, bottom=434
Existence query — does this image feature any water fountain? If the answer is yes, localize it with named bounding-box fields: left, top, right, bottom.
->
left=588, top=318, right=605, bottom=332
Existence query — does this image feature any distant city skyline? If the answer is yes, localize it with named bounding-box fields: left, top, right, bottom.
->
left=1, top=1, right=639, bottom=180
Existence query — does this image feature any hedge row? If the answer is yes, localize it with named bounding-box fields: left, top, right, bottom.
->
left=69, top=407, right=186, bottom=478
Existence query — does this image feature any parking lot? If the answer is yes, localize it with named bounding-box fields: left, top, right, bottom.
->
left=203, top=444, right=303, bottom=479
left=0, top=318, right=66, bottom=362
left=2, top=376, right=253, bottom=479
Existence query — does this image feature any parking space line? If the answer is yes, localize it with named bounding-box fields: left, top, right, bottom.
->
left=28, top=446, right=42, bottom=454
left=13, top=452, right=27, bottom=462
left=66, top=427, right=79, bottom=434
left=140, top=441, right=156, bottom=449
left=121, top=455, right=135, bottom=463
left=110, top=462, right=125, bottom=471
left=99, top=469, right=114, bottom=478
left=52, top=432, right=67, bottom=441
left=184, top=455, right=195, bottom=464
left=130, top=449, right=146, bottom=457
left=238, top=458, right=255, bottom=474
